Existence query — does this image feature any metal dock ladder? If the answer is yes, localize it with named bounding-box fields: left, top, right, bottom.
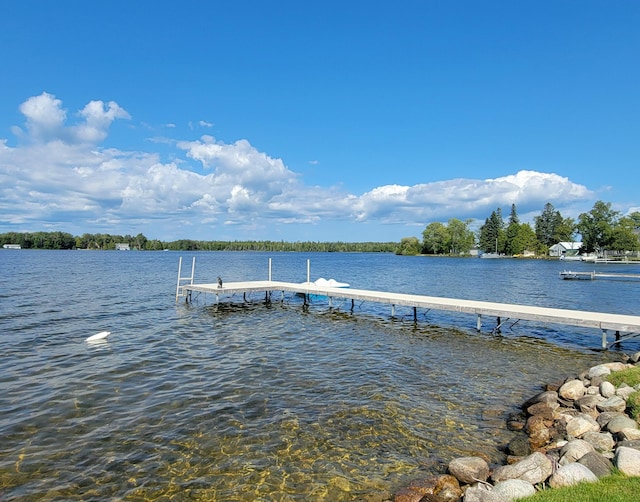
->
left=175, top=256, right=196, bottom=301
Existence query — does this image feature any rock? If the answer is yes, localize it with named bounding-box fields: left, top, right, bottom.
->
left=526, top=401, right=559, bottom=420
left=507, top=435, right=531, bottom=457
left=596, top=411, right=624, bottom=428
left=585, top=385, right=600, bottom=395
left=462, top=484, right=508, bottom=502
left=599, top=381, right=616, bottom=398
left=604, top=362, right=629, bottom=372
left=577, top=451, right=614, bottom=478
left=559, top=439, right=595, bottom=465
left=614, top=446, right=640, bottom=476
left=596, top=396, right=627, bottom=413
left=575, top=395, right=603, bottom=416
left=393, top=475, right=462, bottom=502
left=616, top=385, right=636, bottom=400
left=582, top=431, right=615, bottom=453
left=491, top=452, right=553, bottom=485
left=528, top=427, right=551, bottom=450
left=566, top=414, right=600, bottom=438
left=606, top=415, right=638, bottom=434
left=525, top=415, right=550, bottom=434
left=588, top=364, right=611, bottom=379
left=617, top=428, right=640, bottom=441
left=548, top=462, right=598, bottom=488
left=558, top=380, right=586, bottom=401
left=448, top=456, right=490, bottom=484
left=491, top=479, right=536, bottom=501
left=618, top=439, right=640, bottom=450
left=630, top=351, right=640, bottom=364
left=522, top=390, right=558, bottom=409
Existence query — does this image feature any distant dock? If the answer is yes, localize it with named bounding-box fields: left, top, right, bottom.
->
left=560, top=270, right=640, bottom=281
left=176, top=258, right=640, bottom=350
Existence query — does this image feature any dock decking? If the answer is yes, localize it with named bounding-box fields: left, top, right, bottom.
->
left=560, top=270, right=640, bottom=281
left=180, top=278, right=640, bottom=350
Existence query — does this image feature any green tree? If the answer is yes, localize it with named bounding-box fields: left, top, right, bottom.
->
left=396, top=236, right=421, bottom=255
left=534, top=202, right=576, bottom=249
left=511, top=223, right=538, bottom=255
left=422, top=222, right=448, bottom=254
left=478, top=209, right=504, bottom=253
left=446, top=218, right=475, bottom=254
left=577, top=201, right=620, bottom=253
left=611, top=216, right=640, bottom=252
left=505, top=204, right=520, bottom=255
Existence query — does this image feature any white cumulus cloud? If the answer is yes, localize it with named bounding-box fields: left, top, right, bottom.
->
left=0, top=93, right=599, bottom=241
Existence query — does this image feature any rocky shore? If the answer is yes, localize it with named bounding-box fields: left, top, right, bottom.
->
left=392, top=352, right=640, bottom=502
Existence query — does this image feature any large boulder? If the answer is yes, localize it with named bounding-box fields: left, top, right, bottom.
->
left=587, top=364, right=611, bottom=379
left=566, top=414, right=600, bottom=438
left=581, top=431, right=615, bottom=453
left=548, top=462, right=598, bottom=488
left=491, top=452, right=553, bottom=485
left=559, top=439, right=595, bottom=465
left=462, top=484, right=508, bottom=502
left=393, top=475, right=462, bottom=502
left=577, top=451, right=614, bottom=478
left=558, top=380, right=586, bottom=401
left=448, top=456, right=490, bottom=484
left=606, top=415, right=638, bottom=434
left=490, top=479, right=536, bottom=501
left=597, top=396, right=627, bottom=413
left=614, top=446, right=640, bottom=476
left=599, top=381, right=616, bottom=398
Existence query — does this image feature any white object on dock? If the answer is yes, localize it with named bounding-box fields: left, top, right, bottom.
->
left=86, top=331, right=111, bottom=342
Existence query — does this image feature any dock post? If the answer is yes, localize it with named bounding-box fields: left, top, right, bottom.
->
left=307, top=259, right=310, bottom=283
left=269, top=258, right=272, bottom=281
left=601, top=329, right=608, bottom=349
left=476, top=314, right=482, bottom=332
left=391, top=304, right=395, bottom=317
left=329, top=296, right=333, bottom=308
left=413, top=307, right=417, bottom=321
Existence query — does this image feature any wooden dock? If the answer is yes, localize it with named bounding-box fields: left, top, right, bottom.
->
left=178, top=270, right=640, bottom=350
left=560, top=270, right=640, bottom=281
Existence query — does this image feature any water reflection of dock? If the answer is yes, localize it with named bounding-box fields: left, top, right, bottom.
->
left=177, top=258, right=640, bottom=350
left=560, top=270, right=640, bottom=281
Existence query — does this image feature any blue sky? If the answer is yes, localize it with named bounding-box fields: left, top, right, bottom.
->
left=1, top=1, right=638, bottom=242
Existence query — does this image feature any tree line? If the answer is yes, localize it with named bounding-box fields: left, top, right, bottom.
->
left=397, top=200, right=640, bottom=256
left=2, top=200, right=638, bottom=256
left=0, top=231, right=397, bottom=253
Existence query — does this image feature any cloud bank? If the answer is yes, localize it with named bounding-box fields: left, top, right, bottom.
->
left=0, top=93, right=595, bottom=241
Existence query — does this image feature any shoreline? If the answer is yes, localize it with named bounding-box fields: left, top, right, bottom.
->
left=391, top=351, right=640, bottom=501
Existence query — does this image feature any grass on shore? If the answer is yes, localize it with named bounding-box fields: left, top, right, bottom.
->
left=520, top=473, right=640, bottom=502
left=606, top=365, right=640, bottom=420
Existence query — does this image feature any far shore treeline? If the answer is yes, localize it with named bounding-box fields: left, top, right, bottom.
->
left=0, top=231, right=397, bottom=253
left=2, top=200, right=639, bottom=256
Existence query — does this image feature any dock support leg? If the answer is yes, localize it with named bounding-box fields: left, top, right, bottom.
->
left=601, top=329, right=607, bottom=349
left=496, top=317, right=501, bottom=334
left=351, top=299, right=354, bottom=312
left=329, top=296, right=333, bottom=308
left=476, top=314, right=482, bottom=332
left=391, top=304, right=395, bottom=317
left=413, top=307, right=417, bottom=322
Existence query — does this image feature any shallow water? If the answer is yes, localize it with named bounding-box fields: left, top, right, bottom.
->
left=1, top=251, right=638, bottom=500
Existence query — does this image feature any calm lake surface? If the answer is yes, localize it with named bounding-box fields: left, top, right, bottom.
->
left=1, top=250, right=639, bottom=501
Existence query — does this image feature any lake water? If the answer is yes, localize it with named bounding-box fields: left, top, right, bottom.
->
left=1, top=250, right=639, bottom=501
